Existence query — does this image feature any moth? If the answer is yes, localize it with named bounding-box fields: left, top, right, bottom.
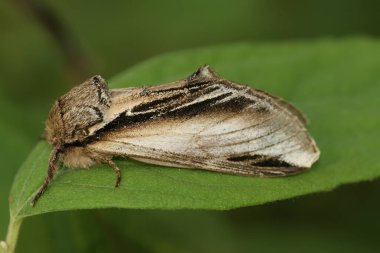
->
left=31, top=65, right=320, bottom=206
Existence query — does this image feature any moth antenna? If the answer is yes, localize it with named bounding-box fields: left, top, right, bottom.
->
left=107, top=160, right=122, bottom=188
left=31, top=147, right=61, bottom=206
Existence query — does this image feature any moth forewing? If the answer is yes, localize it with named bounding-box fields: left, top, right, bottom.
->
left=31, top=65, right=320, bottom=206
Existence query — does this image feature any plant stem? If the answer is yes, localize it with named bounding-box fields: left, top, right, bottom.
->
left=1, top=217, right=22, bottom=253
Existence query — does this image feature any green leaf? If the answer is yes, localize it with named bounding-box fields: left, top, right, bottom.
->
left=8, top=38, right=380, bottom=219
left=96, top=181, right=380, bottom=253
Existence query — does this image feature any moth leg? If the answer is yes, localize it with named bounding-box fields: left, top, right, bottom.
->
left=107, top=160, right=122, bottom=188
left=85, top=150, right=121, bottom=188
left=31, top=148, right=61, bottom=206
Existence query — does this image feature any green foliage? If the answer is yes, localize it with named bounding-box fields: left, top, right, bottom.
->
left=8, top=38, right=380, bottom=220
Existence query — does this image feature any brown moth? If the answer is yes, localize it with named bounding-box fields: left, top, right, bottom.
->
left=31, top=65, right=320, bottom=206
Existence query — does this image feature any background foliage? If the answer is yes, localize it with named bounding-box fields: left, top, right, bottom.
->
left=1, top=0, right=380, bottom=252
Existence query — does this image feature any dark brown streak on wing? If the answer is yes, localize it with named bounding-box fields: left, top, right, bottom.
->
left=131, top=93, right=185, bottom=112
left=147, top=80, right=212, bottom=94
left=219, top=96, right=255, bottom=111
left=187, top=79, right=216, bottom=89
left=133, top=83, right=221, bottom=114
left=227, top=154, right=264, bottom=162
left=166, top=92, right=233, bottom=118
left=254, top=158, right=291, bottom=167
left=227, top=154, right=292, bottom=167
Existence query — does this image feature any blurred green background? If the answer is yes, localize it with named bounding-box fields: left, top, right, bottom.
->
left=1, top=0, right=380, bottom=252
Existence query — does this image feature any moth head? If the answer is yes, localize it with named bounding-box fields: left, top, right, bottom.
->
left=45, top=75, right=111, bottom=146
left=45, top=99, right=67, bottom=147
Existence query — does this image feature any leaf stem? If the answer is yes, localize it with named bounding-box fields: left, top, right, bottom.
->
left=1, top=217, right=22, bottom=253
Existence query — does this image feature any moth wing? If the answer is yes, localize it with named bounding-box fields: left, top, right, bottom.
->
left=87, top=67, right=319, bottom=176
left=257, top=90, right=309, bottom=125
